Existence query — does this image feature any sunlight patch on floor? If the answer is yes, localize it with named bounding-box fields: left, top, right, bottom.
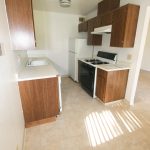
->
left=84, top=110, right=142, bottom=147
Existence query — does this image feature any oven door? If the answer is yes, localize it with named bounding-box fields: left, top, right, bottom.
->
left=78, top=60, right=95, bottom=97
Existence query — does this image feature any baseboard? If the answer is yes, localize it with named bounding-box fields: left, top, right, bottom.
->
left=61, top=75, right=69, bottom=78
left=25, top=117, right=56, bottom=128
left=96, top=97, right=128, bottom=106
left=140, top=69, right=150, bottom=72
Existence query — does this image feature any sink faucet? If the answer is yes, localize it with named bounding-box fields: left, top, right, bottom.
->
left=27, top=58, right=32, bottom=66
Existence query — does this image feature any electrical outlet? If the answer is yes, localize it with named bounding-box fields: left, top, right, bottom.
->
left=127, top=54, right=132, bottom=60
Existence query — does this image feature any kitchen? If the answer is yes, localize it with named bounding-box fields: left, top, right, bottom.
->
left=0, top=0, right=150, bottom=150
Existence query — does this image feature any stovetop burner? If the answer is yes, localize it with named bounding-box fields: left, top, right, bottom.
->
left=85, top=58, right=109, bottom=65
left=91, top=61, right=109, bottom=65
left=85, top=59, right=99, bottom=62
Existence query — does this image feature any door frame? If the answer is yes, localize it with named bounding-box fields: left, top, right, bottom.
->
left=130, top=6, right=150, bottom=105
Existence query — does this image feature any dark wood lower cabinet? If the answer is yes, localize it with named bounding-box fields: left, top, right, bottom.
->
left=18, top=77, right=59, bottom=127
left=96, top=68, right=129, bottom=103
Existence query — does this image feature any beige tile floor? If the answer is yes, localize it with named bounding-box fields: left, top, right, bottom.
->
left=24, top=70, right=150, bottom=150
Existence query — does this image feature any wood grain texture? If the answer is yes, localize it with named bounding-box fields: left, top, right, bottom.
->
left=110, top=4, right=140, bottom=47
left=96, top=70, right=107, bottom=100
left=97, top=0, right=120, bottom=16
left=96, top=69, right=129, bottom=103
left=87, top=17, right=102, bottom=45
left=124, top=4, right=140, bottom=47
left=25, top=117, right=56, bottom=128
left=18, top=77, right=59, bottom=124
left=5, top=0, right=35, bottom=50
left=78, top=21, right=88, bottom=32
left=100, top=12, right=113, bottom=26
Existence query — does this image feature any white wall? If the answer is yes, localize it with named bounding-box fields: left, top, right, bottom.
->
left=86, top=0, right=150, bottom=105
left=0, top=1, right=25, bottom=150
left=28, top=0, right=150, bottom=105
left=28, top=11, right=86, bottom=75
left=141, top=21, right=150, bottom=71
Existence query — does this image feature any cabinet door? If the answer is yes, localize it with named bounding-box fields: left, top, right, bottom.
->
left=18, top=78, right=59, bottom=124
left=78, top=21, right=88, bottom=32
left=87, top=18, right=102, bottom=45
left=5, top=0, right=35, bottom=50
left=101, top=12, right=113, bottom=27
left=97, top=0, right=120, bottom=16
left=110, top=4, right=140, bottom=47
left=94, top=16, right=101, bottom=28
left=87, top=19, right=93, bottom=45
left=110, top=5, right=127, bottom=47
left=96, top=69, right=129, bottom=103
left=105, top=70, right=129, bottom=101
left=96, top=69, right=107, bottom=101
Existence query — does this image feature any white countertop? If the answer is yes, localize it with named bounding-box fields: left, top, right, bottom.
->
left=18, top=57, right=59, bottom=82
left=79, top=59, right=131, bottom=71
left=97, top=63, right=130, bottom=71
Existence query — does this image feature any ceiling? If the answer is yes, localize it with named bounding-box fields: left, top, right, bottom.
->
left=32, top=0, right=102, bottom=15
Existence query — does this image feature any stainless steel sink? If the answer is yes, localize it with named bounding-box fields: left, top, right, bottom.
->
left=26, top=59, right=49, bottom=67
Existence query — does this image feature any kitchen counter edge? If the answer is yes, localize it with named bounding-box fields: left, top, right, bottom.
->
left=78, top=59, right=131, bottom=72
left=17, top=57, right=60, bottom=82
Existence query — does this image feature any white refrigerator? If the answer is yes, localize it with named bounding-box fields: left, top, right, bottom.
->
left=69, top=38, right=93, bottom=82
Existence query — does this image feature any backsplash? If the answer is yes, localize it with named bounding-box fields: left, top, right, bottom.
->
left=14, top=50, right=28, bottom=72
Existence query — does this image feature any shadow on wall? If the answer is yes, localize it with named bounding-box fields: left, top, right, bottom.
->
left=51, top=60, right=68, bottom=76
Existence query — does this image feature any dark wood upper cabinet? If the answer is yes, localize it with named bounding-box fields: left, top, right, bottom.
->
left=78, top=21, right=88, bottom=32
left=110, top=4, right=140, bottom=47
left=97, top=0, right=120, bottom=16
left=78, top=1, right=139, bottom=48
left=87, top=17, right=102, bottom=45
left=100, top=12, right=113, bottom=27
left=5, top=0, right=36, bottom=50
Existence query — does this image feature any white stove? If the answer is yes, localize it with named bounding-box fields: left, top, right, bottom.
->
left=84, top=58, right=109, bottom=65
left=78, top=51, right=118, bottom=98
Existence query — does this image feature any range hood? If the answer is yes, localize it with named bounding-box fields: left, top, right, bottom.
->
left=91, top=25, right=112, bottom=35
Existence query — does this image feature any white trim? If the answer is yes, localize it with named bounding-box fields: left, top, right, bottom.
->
left=93, top=67, right=97, bottom=98
left=130, top=7, right=150, bottom=105
left=58, top=76, right=62, bottom=112
left=91, top=25, right=112, bottom=35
